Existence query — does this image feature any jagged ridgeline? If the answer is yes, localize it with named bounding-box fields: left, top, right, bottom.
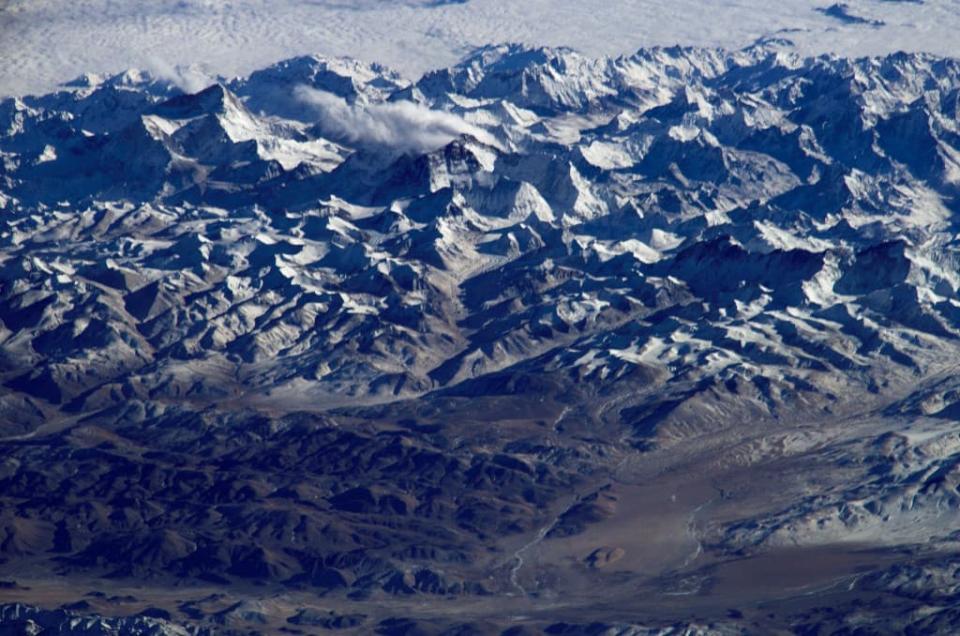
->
left=4, top=44, right=960, bottom=431
left=6, top=42, right=960, bottom=633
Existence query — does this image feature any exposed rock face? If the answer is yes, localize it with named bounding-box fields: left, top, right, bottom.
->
left=4, top=44, right=960, bottom=426
left=5, top=43, right=960, bottom=634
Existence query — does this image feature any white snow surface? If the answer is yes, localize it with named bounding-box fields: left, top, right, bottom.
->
left=3, top=0, right=960, bottom=98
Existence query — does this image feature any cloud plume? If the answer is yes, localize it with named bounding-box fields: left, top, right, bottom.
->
left=144, top=57, right=213, bottom=94
left=295, top=86, right=498, bottom=155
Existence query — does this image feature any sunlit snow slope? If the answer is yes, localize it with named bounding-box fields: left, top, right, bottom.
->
left=7, top=37, right=960, bottom=636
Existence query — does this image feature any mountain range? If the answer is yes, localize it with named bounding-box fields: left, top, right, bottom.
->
left=4, top=42, right=960, bottom=634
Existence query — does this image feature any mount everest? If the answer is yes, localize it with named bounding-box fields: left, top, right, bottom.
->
left=4, top=41, right=960, bottom=634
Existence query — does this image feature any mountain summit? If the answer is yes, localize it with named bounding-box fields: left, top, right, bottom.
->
left=4, top=44, right=960, bottom=634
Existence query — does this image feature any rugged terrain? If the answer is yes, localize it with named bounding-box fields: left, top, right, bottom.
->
left=4, top=42, right=960, bottom=633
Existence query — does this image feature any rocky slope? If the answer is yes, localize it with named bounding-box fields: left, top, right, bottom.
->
left=5, top=43, right=960, bottom=633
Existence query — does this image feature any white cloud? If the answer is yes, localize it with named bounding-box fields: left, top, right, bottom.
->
left=144, top=57, right=213, bottom=94
left=4, top=0, right=960, bottom=98
left=294, top=86, right=499, bottom=155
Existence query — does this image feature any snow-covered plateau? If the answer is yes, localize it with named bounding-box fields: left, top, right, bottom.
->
left=4, top=40, right=960, bottom=634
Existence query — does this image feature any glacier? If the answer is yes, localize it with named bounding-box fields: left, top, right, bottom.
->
left=4, top=41, right=960, bottom=634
